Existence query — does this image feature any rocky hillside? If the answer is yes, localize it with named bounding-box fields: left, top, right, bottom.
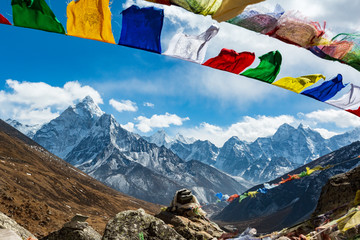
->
left=312, top=162, right=360, bottom=218
left=0, top=119, right=160, bottom=238
left=213, top=141, right=360, bottom=233
left=30, top=97, right=246, bottom=205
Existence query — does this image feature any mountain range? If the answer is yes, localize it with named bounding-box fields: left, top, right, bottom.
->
left=214, top=141, right=360, bottom=232
left=145, top=124, right=360, bottom=183
left=15, top=96, right=245, bottom=205
left=6, top=96, right=360, bottom=203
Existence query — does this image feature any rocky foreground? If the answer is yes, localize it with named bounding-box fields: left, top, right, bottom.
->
left=1, top=177, right=360, bottom=240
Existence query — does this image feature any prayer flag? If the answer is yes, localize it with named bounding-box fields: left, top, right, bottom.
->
left=301, top=74, right=346, bottom=101
left=273, top=74, right=325, bottom=93
left=146, top=0, right=171, bottom=5
left=227, top=4, right=284, bottom=34
left=203, top=48, right=255, bottom=74
left=0, top=14, right=12, bottom=25
left=67, top=0, right=115, bottom=43
left=247, top=191, right=258, bottom=198
left=270, top=12, right=327, bottom=48
left=239, top=193, right=248, bottom=203
left=212, top=0, right=265, bottom=22
left=170, top=0, right=222, bottom=16
left=119, top=5, right=164, bottom=53
left=227, top=194, right=239, bottom=202
left=241, top=50, right=282, bottom=83
left=263, top=183, right=277, bottom=189
left=326, top=84, right=360, bottom=117
left=347, top=107, right=360, bottom=117
left=257, top=188, right=268, bottom=194
left=164, top=25, right=219, bottom=63
left=12, top=0, right=65, bottom=33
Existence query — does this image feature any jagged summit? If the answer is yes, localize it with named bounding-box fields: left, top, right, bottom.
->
left=144, top=129, right=197, bottom=148
left=71, top=95, right=104, bottom=119
left=33, top=96, right=104, bottom=159
left=144, top=129, right=173, bottom=147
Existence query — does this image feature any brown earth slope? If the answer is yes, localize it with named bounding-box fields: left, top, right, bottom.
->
left=0, top=119, right=161, bottom=238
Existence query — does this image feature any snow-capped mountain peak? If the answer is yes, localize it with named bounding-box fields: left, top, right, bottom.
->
left=174, top=133, right=196, bottom=144
left=32, top=96, right=104, bottom=158
left=145, top=129, right=173, bottom=147
left=144, top=130, right=197, bottom=148
left=72, top=95, right=104, bottom=119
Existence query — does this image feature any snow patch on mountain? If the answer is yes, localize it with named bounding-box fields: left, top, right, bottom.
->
left=5, top=119, right=42, bottom=138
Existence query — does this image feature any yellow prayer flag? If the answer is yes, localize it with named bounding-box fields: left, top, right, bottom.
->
left=343, top=211, right=360, bottom=232
left=336, top=208, right=359, bottom=232
left=212, top=0, right=265, bottom=22
left=272, top=74, right=326, bottom=93
left=66, top=0, right=115, bottom=44
left=248, top=191, right=258, bottom=198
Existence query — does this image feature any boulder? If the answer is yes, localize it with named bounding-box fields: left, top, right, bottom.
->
left=313, top=164, right=360, bottom=219
left=102, top=209, right=185, bottom=240
left=0, top=211, right=35, bottom=239
left=156, top=211, right=224, bottom=240
left=168, top=189, right=206, bottom=217
left=40, top=214, right=101, bottom=240
left=156, top=189, right=225, bottom=240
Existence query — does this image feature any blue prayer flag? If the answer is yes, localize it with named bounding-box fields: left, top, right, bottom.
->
left=257, top=188, right=268, bottom=194
left=215, top=192, right=223, bottom=200
left=301, top=74, right=347, bottom=102
left=119, top=5, right=164, bottom=53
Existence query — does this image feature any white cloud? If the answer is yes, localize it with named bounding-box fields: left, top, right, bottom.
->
left=109, top=99, right=138, bottom=112
left=143, top=102, right=155, bottom=108
left=313, top=128, right=341, bottom=139
left=12, top=108, right=60, bottom=126
left=305, top=109, right=360, bottom=128
left=1, top=79, right=103, bottom=109
left=177, top=107, right=360, bottom=146
left=121, top=122, right=135, bottom=132
left=179, top=115, right=296, bottom=147
left=135, top=113, right=189, bottom=133
left=0, top=80, right=103, bottom=125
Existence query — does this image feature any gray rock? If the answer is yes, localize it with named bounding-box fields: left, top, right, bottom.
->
left=40, top=215, right=101, bottom=240
left=0, top=211, right=35, bottom=239
left=71, top=214, right=89, bottom=223
left=102, top=209, right=185, bottom=240
left=156, top=211, right=224, bottom=240
left=0, top=229, right=22, bottom=240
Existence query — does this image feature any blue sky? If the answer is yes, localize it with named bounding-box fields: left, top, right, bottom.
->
left=0, top=0, right=360, bottom=146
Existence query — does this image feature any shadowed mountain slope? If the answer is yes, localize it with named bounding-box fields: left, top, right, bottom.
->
left=0, top=119, right=160, bottom=238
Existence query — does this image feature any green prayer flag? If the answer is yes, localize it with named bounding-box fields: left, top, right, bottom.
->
left=12, top=0, right=65, bottom=34
left=239, top=193, right=248, bottom=203
left=299, top=171, right=308, bottom=178
left=241, top=50, right=282, bottom=83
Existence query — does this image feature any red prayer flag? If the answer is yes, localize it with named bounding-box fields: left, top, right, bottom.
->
left=0, top=14, right=12, bottom=25
left=203, top=48, right=255, bottom=74
left=227, top=194, right=240, bottom=203
left=346, top=106, right=360, bottom=117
